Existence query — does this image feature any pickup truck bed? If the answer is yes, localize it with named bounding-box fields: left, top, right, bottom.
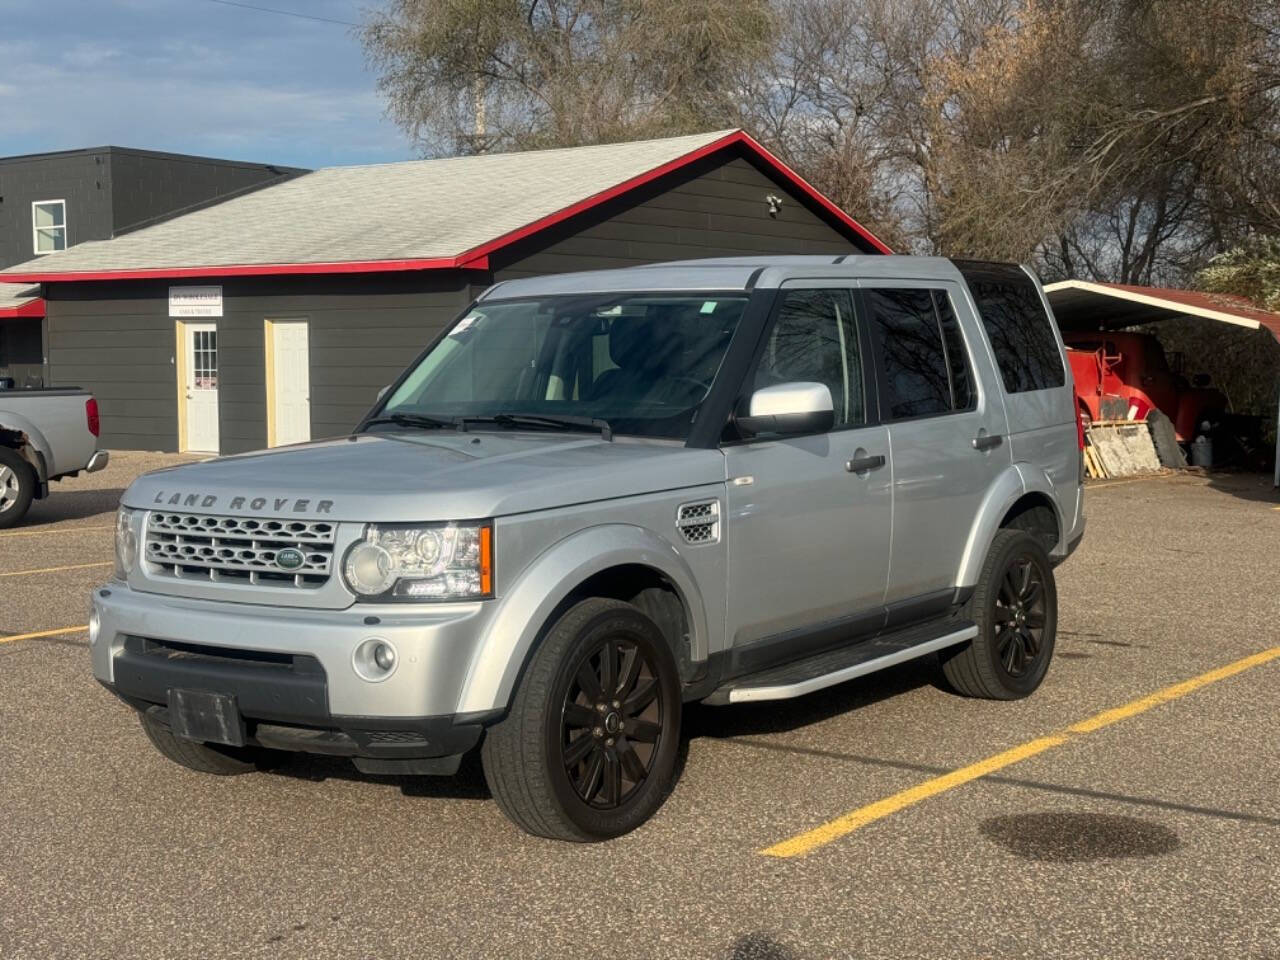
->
left=0, top=387, right=108, bottom=527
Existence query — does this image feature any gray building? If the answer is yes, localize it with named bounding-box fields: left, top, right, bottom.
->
left=0, top=146, right=304, bottom=385
left=2, top=130, right=888, bottom=455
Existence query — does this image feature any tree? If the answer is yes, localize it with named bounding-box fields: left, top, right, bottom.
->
left=362, top=0, right=773, bottom=156
left=926, top=0, right=1280, bottom=281
left=1195, top=236, right=1280, bottom=312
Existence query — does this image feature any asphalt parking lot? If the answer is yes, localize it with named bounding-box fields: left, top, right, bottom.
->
left=1, top=455, right=1278, bottom=960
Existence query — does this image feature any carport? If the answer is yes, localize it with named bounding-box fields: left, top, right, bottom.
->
left=1044, top=280, right=1280, bottom=486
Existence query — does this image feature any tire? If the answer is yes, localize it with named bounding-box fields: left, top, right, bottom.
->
left=140, top=711, right=279, bottom=776
left=1146, top=410, right=1186, bottom=469
left=941, top=529, right=1057, bottom=700
left=481, top=597, right=683, bottom=841
left=0, top=447, right=35, bottom=530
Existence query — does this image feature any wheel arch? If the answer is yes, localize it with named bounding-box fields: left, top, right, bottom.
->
left=0, top=415, right=50, bottom=489
left=455, top=524, right=708, bottom=715
left=956, top=465, right=1065, bottom=589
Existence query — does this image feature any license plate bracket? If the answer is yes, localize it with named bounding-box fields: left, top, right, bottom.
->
left=167, top=689, right=246, bottom=747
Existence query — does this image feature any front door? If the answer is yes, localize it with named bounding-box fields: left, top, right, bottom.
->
left=267, top=319, right=311, bottom=446
left=724, top=285, right=892, bottom=672
left=182, top=322, right=219, bottom=453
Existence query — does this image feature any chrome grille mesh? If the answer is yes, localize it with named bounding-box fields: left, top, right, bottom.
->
left=145, top=512, right=337, bottom=589
left=676, top=500, right=720, bottom=545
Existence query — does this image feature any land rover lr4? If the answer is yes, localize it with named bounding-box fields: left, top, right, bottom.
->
left=95, top=256, right=1084, bottom=841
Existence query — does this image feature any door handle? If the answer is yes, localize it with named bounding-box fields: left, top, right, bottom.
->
left=845, top=454, right=886, bottom=473
left=972, top=434, right=1004, bottom=451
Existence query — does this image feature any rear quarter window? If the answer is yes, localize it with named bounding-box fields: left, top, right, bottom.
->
left=955, top=262, right=1065, bottom=394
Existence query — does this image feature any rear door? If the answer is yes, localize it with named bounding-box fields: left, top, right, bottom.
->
left=954, top=263, right=1077, bottom=524
left=861, top=281, right=1011, bottom=615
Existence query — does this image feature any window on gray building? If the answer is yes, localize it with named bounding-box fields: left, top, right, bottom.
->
left=32, top=200, right=67, bottom=254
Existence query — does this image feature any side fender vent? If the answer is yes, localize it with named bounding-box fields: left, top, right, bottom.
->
left=676, top=499, right=720, bottom=545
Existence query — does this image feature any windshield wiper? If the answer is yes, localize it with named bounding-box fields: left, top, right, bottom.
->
left=460, top=413, right=613, bottom=441
left=363, top=412, right=456, bottom=431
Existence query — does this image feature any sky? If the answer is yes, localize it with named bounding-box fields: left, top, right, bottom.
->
left=0, top=0, right=413, bottom=169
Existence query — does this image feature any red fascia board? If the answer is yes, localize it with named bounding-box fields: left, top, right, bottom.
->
left=455, top=129, right=892, bottom=267
left=6, top=129, right=889, bottom=284
left=0, top=298, right=44, bottom=318
left=1, top=256, right=489, bottom=284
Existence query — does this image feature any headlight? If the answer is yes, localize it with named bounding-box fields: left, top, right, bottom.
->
left=343, top=522, right=493, bottom=601
left=114, top=507, right=138, bottom=579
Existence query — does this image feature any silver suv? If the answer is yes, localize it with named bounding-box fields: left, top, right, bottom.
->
left=94, top=256, right=1084, bottom=841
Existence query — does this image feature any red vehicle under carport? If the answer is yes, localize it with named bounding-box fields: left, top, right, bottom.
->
left=1044, top=280, right=1280, bottom=483
left=1062, top=329, right=1226, bottom=441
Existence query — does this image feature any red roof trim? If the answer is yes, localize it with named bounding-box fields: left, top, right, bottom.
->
left=0, top=297, right=44, bottom=318
left=3, top=131, right=889, bottom=284
left=2, top=257, right=488, bottom=284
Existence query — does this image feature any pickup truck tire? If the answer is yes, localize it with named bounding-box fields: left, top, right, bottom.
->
left=942, top=529, right=1057, bottom=700
left=481, top=597, right=682, bottom=841
left=140, top=712, right=279, bottom=776
left=0, top=447, right=35, bottom=529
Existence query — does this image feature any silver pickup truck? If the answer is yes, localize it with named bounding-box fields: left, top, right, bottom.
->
left=94, top=255, right=1083, bottom=841
left=0, top=387, right=108, bottom=527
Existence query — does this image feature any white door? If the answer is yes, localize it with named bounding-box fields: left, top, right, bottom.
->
left=183, top=322, right=220, bottom=453
left=268, top=319, right=311, bottom=446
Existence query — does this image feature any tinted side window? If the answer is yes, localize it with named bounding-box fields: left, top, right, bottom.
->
left=752, top=288, right=863, bottom=428
left=956, top=263, right=1065, bottom=393
left=934, top=291, right=975, bottom=410
left=867, top=288, right=952, bottom=420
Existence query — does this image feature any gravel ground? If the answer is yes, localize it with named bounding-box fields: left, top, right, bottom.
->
left=1, top=457, right=1277, bottom=959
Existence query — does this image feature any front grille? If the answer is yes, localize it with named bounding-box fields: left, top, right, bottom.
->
left=676, top=499, right=720, bottom=545
left=145, top=512, right=337, bottom=589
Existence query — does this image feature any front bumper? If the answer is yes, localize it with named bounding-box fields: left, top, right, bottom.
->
left=91, top=582, right=502, bottom=760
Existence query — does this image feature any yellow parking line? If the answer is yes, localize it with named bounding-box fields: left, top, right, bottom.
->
left=0, top=561, right=112, bottom=578
left=0, top=525, right=112, bottom=539
left=762, top=644, right=1280, bottom=859
left=0, top=625, right=89, bottom=646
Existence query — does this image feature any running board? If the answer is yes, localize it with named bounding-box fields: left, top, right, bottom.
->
left=709, top=621, right=977, bottom=704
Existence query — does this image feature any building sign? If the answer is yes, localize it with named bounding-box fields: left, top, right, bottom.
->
left=169, top=286, right=223, bottom=317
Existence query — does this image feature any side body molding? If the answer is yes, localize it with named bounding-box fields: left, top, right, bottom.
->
left=454, top=524, right=710, bottom=715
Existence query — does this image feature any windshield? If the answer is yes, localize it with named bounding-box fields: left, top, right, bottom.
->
left=374, top=292, right=751, bottom=440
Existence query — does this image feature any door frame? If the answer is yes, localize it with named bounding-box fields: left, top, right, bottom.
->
left=264, top=317, right=310, bottom=448
left=174, top=319, right=221, bottom=454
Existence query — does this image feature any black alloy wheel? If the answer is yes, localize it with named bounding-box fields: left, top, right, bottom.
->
left=560, top=636, right=664, bottom=809
left=992, top=555, right=1048, bottom=679
left=481, top=597, right=682, bottom=841
left=941, top=528, right=1057, bottom=700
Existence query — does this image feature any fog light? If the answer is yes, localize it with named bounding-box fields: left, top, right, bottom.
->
left=88, top=607, right=101, bottom=645
left=373, top=642, right=396, bottom=672
left=353, top=637, right=398, bottom=682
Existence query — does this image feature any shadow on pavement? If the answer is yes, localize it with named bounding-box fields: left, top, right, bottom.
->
left=685, top=656, right=941, bottom=741
left=268, top=749, right=492, bottom=801
left=1200, top=469, right=1279, bottom=504
left=21, top=487, right=126, bottom=524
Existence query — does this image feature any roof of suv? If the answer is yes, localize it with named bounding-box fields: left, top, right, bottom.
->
left=480, top=255, right=967, bottom=300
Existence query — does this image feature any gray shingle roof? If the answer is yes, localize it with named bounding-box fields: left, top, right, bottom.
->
left=1, top=130, right=745, bottom=278
left=0, top=283, right=41, bottom=311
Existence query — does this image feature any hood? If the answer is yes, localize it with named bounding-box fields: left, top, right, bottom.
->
left=124, top=432, right=727, bottom=521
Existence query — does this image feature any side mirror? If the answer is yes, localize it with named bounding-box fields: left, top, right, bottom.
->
left=736, top=382, right=835, bottom=437
left=377, top=384, right=391, bottom=401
